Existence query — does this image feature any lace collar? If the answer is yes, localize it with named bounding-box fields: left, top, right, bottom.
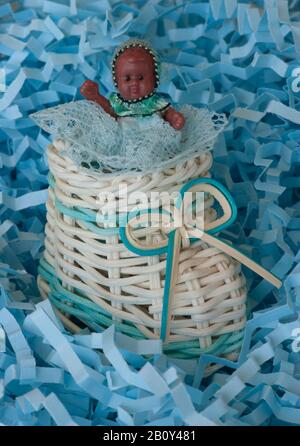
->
left=109, top=92, right=170, bottom=117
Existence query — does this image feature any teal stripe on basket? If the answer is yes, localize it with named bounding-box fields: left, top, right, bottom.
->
left=48, top=172, right=55, bottom=188
left=54, top=197, right=121, bottom=236
left=55, top=198, right=96, bottom=222
left=49, top=174, right=122, bottom=232
left=39, top=256, right=244, bottom=359
left=38, top=258, right=146, bottom=339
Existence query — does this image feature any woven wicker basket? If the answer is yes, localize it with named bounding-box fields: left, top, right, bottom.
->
left=38, top=139, right=247, bottom=362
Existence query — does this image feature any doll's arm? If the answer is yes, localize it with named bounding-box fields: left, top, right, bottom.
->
left=161, top=106, right=185, bottom=130
left=80, top=80, right=117, bottom=118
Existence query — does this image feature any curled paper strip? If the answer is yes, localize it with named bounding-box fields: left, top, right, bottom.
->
left=0, top=0, right=299, bottom=427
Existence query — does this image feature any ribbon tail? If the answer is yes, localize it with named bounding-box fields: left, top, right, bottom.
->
left=190, top=229, right=282, bottom=289
left=161, top=229, right=182, bottom=343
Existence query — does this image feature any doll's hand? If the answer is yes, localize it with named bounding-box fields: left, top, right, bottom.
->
left=164, top=108, right=185, bottom=130
left=171, top=111, right=185, bottom=130
left=80, top=80, right=100, bottom=101
left=80, top=80, right=117, bottom=118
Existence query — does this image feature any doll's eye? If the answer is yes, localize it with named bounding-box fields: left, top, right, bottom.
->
left=124, top=75, right=130, bottom=81
left=138, top=75, right=144, bottom=80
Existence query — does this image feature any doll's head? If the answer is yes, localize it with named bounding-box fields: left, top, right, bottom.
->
left=112, top=40, right=160, bottom=102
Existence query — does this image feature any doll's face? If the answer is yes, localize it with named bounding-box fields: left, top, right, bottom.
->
left=115, top=47, right=156, bottom=101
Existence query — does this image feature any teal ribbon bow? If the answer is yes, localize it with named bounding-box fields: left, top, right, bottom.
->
left=119, top=178, right=282, bottom=342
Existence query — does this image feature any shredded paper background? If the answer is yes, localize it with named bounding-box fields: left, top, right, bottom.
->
left=0, top=0, right=300, bottom=426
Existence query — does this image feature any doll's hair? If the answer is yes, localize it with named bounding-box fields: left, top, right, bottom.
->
left=111, top=39, right=160, bottom=89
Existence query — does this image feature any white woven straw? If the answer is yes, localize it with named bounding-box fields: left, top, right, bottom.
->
left=38, top=139, right=247, bottom=359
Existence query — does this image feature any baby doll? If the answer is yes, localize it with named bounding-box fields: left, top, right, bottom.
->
left=30, top=39, right=226, bottom=174
left=80, top=42, right=185, bottom=130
